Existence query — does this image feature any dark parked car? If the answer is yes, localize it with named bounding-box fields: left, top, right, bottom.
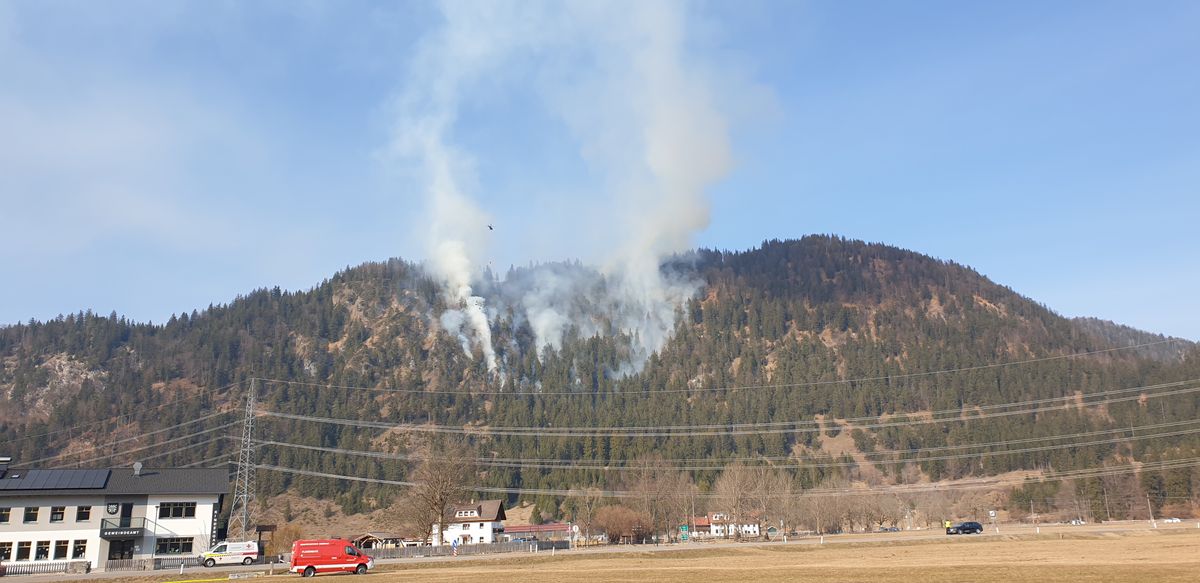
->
left=946, top=521, right=984, bottom=535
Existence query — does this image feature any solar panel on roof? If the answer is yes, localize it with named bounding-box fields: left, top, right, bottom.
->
left=0, top=469, right=110, bottom=491
left=64, top=472, right=83, bottom=489
left=82, top=470, right=109, bottom=488
left=29, top=471, right=52, bottom=489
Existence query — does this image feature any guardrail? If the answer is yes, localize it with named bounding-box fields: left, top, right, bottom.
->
left=0, top=560, right=89, bottom=576
left=154, top=556, right=202, bottom=570
left=103, top=556, right=204, bottom=572
left=365, top=539, right=569, bottom=560
left=103, top=558, right=150, bottom=572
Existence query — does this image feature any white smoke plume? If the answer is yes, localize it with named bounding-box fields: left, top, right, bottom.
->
left=394, top=1, right=739, bottom=374
left=389, top=3, right=530, bottom=374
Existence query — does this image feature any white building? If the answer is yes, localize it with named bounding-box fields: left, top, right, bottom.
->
left=431, top=500, right=506, bottom=546
left=701, top=513, right=760, bottom=538
left=0, top=460, right=227, bottom=572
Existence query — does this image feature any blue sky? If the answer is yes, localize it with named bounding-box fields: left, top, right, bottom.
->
left=1, top=0, right=1197, bottom=340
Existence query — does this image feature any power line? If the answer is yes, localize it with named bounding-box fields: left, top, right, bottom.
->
left=253, top=456, right=1200, bottom=500
left=252, top=338, right=1186, bottom=396
left=22, top=410, right=234, bottom=467
left=181, top=454, right=235, bottom=469
left=4, top=379, right=247, bottom=445
left=7, top=337, right=1177, bottom=453
left=256, top=380, right=1200, bottom=437
left=256, top=376, right=1199, bottom=434
left=254, top=414, right=1200, bottom=465
left=132, top=436, right=231, bottom=465
left=251, top=422, right=1200, bottom=472
left=53, top=420, right=241, bottom=468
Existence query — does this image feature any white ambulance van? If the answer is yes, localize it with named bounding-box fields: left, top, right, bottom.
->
left=200, top=540, right=259, bottom=567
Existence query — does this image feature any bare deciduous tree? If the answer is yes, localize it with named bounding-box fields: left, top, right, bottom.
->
left=593, top=505, right=650, bottom=544
left=564, top=486, right=605, bottom=545
left=624, top=456, right=694, bottom=542
left=409, top=437, right=477, bottom=545
left=908, top=491, right=953, bottom=528
left=748, top=466, right=794, bottom=539
left=713, top=463, right=757, bottom=539
left=793, top=477, right=849, bottom=534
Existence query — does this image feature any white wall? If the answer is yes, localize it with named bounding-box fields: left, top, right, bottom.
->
left=1, top=493, right=223, bottom=569
left=146, top=494, right=220, bottom=552
left=0, top=495, right=106, bottom=569
left=433, top=521, right=502, bottom=546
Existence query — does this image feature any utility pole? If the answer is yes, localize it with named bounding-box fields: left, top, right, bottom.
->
left=1146, top=496, right=1157, bottom=529
left=1031, top=500, right=1038, bottom=534
left=230, top=379, right=258, bottom=541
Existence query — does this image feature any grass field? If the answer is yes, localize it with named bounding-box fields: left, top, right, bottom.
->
left=59, top=528, right=1200, bottom=583
left=373, top=529, right=1200, bottom=583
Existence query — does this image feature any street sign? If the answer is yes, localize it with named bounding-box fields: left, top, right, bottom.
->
left=681, top=534, right=689, bottom=541
left=680, top=525, right=689, bottom=532
left=988, top=510, right=997, bottom=518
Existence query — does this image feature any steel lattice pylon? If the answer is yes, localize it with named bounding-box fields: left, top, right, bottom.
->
left=229, top=378, right=257, bottom=541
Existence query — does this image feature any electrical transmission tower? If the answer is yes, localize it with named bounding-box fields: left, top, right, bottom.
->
left=230, top=378, right=258, bottom=541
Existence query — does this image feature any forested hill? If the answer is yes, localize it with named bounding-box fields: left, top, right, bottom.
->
left=2, top=235, right=1197, bottom=514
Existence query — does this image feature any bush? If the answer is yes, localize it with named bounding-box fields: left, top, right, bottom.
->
left=593, top=505, right=651, bottom=544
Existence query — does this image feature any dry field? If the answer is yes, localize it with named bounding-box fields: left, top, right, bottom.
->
left=370, top=530, right=1200, bottom=583
left=50, top=529, right=1200, bottom=583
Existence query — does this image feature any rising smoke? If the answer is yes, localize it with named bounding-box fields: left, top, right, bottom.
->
left=393, top=1, right=737, bottom=375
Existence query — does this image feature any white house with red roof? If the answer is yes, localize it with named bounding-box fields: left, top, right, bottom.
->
left=692, top=513, right=760, bottom=538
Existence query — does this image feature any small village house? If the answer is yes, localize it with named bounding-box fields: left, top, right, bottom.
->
left=431, top=500, right=506, bottom=546
left=693, top=512, right=760, bottom=539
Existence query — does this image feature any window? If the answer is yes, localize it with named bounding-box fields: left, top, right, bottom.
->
left=155, top=537, right=194, bottom=555
left=0, top=542, right=11, bottom=561
left=158, top=502, right=197, bottom=519
left=344, top=546, right=357, bottom=556
left=50, top=506, right=65, bottom=522
left=212, top=544, right=226, bottom=553
left=479, top=523, right=485, bottom=529
left=54, top=540, right=68, bottom=560
left=16, top=541, right=31, bottom=561
left=72, top=540, right=87, bottom=560
left=76, top=506, right=92, bottom=521
left=24, top=507, right=39, bottom=523
left=35, top=541, right=50, bottom=560
left=0, top=507, right=9, bottom=523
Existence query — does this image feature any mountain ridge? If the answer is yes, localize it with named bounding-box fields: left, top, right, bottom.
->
left=1, top=235, right=1197, bottom=519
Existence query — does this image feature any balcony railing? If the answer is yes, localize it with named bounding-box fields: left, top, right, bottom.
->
left=100, top=517, right=150, bottom=529
left=99, top=517, right=157, bottom=539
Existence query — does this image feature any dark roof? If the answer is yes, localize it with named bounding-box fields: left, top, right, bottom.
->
left=445, top=500, right=506, bottom=523
left=0, top=469, right=110, bottom=491
left=353, top=532, right=403, bottom=543
left=0, top=467, right=228, bottom=499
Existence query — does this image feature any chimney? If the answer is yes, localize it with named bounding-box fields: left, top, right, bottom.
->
left=133, top=462, right=143, bottom=476
left=0, top=456, right=10, bottom=478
